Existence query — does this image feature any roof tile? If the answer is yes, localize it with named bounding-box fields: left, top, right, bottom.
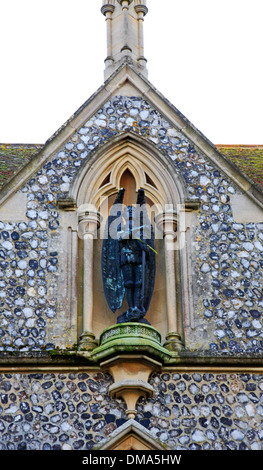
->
left=0, top=143, right=262, bottom=193
left=216, top=145, right=263, bottom=191
left=0, top=144, right=43, bottom=190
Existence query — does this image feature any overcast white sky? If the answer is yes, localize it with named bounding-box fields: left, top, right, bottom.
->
left=0, top=0, right=262, bottom=145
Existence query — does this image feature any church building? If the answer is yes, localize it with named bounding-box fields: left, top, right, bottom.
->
left=0, top=0, right=263, bottom=451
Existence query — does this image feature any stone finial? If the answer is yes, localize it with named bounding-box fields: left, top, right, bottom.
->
left=101, top=0, right=148, bottom=80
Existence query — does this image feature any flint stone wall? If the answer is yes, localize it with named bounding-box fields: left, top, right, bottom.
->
left=0, top=96, right=262, bottom=352
left=0, top=370, right=263, bottom=450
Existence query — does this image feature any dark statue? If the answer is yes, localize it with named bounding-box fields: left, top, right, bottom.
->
left=101, top=188, right=156, bottom=324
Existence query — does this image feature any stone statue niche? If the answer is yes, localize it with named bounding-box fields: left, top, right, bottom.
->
left=101, top=188, right=156, bottom=325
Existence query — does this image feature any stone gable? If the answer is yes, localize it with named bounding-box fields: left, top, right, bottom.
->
left=0, top=93, right=262, bottom=355
left=0, top=0, right=262, bottom=449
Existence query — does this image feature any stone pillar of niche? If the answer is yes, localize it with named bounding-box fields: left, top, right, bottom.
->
left=78, top=210, right=102, bottom=351
left=155, top=210, right=184, bottom=351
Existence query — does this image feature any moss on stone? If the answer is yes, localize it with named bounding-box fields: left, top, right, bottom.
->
left=216, top=145, right=263, bottom=190
left=0, top=143, right=43, bottom=190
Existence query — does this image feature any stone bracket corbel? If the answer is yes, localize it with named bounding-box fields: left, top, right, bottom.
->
left=100, top=353, right=161, bottom=419
left=93, top=322, right=167, bottom=418
left=56, top=198, right=77, bottom=211
left=109, top=379, right=153, bottom=420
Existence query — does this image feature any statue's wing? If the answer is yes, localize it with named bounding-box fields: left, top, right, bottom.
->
left=137, top=189, right=156, bottom=312
left=101, top=189, right=125, bottom=313
left=143, top=224, right=156, bottom=312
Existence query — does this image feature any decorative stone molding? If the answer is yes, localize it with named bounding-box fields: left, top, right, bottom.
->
left=100, top=323, right=162, bottom=345
left=134, top=2, right=148, bottom=16
left=101, top=4, right=115, bottom=15
left=90, top=323, right=171, bottom=363
left=92, top=322, right=170, bottom=361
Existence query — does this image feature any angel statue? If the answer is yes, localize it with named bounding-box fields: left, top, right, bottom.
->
left=101, top=188, right=156, bottom=324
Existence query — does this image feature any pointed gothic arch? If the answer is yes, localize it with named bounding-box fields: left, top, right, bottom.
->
left=61, top=132, right=196, bottom=350
left=69, top=132, right=188, bottom=210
